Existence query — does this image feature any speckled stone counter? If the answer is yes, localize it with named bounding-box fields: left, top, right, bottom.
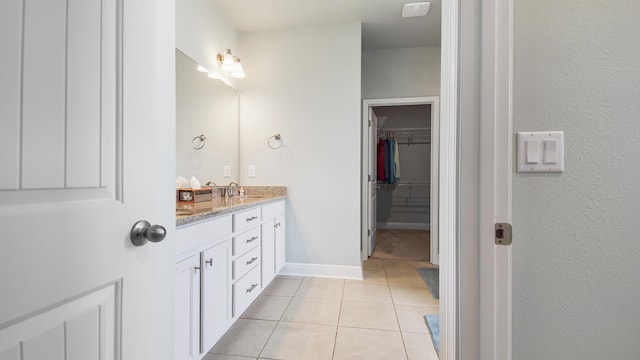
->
left=176, top=186, right=286, bottom=227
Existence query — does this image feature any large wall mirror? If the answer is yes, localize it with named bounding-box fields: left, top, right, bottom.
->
left=176, top=49, right=239, bottom=186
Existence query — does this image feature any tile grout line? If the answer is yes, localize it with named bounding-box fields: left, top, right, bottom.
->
left=330, top=278, right=346, bottom=360
left=255, top=276, right=304, bottom=359
left=385, top=259, right=412, bottom=360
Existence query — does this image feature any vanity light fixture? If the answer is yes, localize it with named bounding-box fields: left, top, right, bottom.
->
left=207, top=71, right=221, bottom=79
left=230, top=56, right=246, bottom=78
left=217, top=49, right=246, bottom=79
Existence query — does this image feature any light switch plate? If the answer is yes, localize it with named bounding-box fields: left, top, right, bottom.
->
left=517, top=131, right=564, bottom=173
left=224, top=166, right=231, bottom=178
left=248, top=165, right=256, bottom=178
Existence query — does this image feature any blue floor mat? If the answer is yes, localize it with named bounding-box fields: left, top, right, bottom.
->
left=425, top=314, right=440, bottom=354
left=416, top=267, right=439, bottom=299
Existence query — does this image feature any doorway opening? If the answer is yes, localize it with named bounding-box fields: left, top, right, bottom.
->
left=371, top=104, right=434, bottom=264
left=361, top=97, right=440, bottom=265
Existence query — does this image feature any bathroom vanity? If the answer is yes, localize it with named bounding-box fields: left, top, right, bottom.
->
left=174, top=194, right=286, bottom=360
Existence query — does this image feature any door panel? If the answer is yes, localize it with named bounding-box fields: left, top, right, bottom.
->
left=367, top=109, right=378, bottom=256
left=0, top=1, right=175, bottom=359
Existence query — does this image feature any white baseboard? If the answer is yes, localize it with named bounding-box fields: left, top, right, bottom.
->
left=279, top=262, right=363, bottom=280
left=377, top=222, right=430, bottom=230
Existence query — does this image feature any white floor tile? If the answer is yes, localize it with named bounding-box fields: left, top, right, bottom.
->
left=280, top=297, right=341, bottom=325
left=210, top=319, right=276, bottom=357
left=339, top=301, right=399, bottom=331
left=342, top=282, right=392, bottom=303
left=333, top=327, right=407, bottom=360
left=260, top=322, right=337, bottom=360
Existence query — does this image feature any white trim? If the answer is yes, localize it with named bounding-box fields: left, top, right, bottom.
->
left=377, top=222, right=429, bottom=230
left=279, top=263, right=363, bottom=280
left=439, top=0, right=459, bottom=359
left=479, top=0, right=513, bottom=358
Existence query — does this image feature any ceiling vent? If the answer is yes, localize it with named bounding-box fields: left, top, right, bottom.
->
left=401, top=2, right=431, bottom=18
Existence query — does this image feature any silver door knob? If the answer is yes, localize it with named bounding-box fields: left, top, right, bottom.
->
left=130, top=220, right=167, bottom=246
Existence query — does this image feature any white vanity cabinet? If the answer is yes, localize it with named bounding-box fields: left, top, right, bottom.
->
left=175, top=255, right=201, bottom=360
left=175, top=199, right=286, bottom=360
left=200, top=241, right=232, bottom=353
left=261, top=200, right=286, bottom=286
left=175, top=215, right=232, bottom=360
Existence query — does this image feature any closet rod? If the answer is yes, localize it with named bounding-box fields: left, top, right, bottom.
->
left=377, top=182, right=429, bottom=186
left=379, top=127, right=430, bottom=132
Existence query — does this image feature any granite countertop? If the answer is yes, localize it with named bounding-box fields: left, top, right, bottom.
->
left=176, top=186, right=286, bottom=227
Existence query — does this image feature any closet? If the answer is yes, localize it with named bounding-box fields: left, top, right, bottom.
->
left=371, top=104, right=432, bottom=262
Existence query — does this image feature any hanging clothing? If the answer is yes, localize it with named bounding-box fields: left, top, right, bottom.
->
left=394, top=139, right=401, bottom=181
left=377, top=139, right=385, bottom=181
left=389, top=138, right=396, bottom=183
left=384, top=138, right=391, bottom=183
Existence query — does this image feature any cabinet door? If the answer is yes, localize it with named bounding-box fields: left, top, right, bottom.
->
left=175, top=255, right=200, bottom=360
left=275, top=215, right=286, bottom=273
left=261, top=220, right=276, bottom=287
left=201, top=240, right=232, bottom=354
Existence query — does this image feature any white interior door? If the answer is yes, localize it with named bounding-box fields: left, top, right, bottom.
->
left=367, top=108, right=378, bottom=256
left=0, top=1, right=175, bottom=359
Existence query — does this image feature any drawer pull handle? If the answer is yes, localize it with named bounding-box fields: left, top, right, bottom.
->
left=246, top=216, right=258, bottom=222
left=246, top=257, right=259, bottom=265
left=206, top=258, right=213, bottom=267
left=246, top=283, right=258, bottom=293
left=246, top=236, right=258, bottom=243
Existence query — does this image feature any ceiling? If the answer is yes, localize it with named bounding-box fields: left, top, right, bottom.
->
left=210, top=0, right=441, bottom=50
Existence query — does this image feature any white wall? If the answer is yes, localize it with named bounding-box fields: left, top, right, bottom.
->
left=513, top=0, right=640, bottom=358
left=238, top=23, right=362, bottom=267
left=362, top=46, right=441, bottom=99
left=176, top=0, right=238, bottom=88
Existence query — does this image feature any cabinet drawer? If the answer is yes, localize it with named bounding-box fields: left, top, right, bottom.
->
left=233, top=266, right=261, bottom=317
left=176, top=215, right=232, bottom=257
left=262, top=200, right=285, bottom=220
left=233, top=246, right=261, bottom=280
left=233, top=207, right=261, bottom=233
left=232, top=227, right=260, bottom=256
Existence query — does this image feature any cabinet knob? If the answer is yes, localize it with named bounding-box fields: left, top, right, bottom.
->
left=130, top=220, right=167, bottom=246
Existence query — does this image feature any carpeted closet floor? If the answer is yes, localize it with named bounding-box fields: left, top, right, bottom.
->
left=371, top=229, right=430, bottom=262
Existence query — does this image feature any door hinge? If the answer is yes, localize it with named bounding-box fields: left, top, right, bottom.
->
left=495, top=223, right=512, bottom=245
left=368, top=229, right=371, bottom=237
left=368, top=174, right=371, bottom=182
left=368, top=120, right=372, bottom=127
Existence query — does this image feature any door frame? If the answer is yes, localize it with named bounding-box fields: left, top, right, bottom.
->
left=359, top=0, right=513, bottom=358
left=360, top=97, right=440, bottom=264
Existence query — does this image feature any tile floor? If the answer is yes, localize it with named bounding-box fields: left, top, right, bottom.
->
left=204, top=259, right=439, bottom=360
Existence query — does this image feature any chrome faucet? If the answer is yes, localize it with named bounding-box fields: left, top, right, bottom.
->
left=226, top=181, right=239, bottom=198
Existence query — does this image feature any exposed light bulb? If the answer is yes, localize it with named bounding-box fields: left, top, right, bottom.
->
left=207, top=71, right=220, bottom=79
left=196, top=64, right=208, bottom=73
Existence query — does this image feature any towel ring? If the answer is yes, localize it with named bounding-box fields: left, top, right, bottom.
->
left=268, top=133, right=283, bottom=149
left=192, top=134, right=206, bottom=150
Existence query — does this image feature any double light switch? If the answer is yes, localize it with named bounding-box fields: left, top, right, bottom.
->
left=517, top=131, right=564, bottom=173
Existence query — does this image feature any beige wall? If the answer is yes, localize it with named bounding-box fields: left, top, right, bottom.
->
left=513, top=0, right=640, bottom=358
